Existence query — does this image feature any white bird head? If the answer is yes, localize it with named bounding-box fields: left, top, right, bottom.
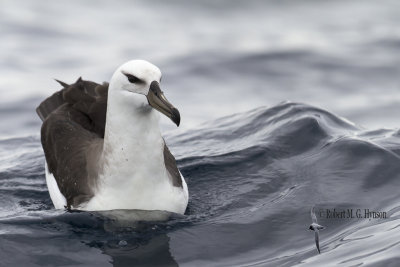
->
left=110, top=59, right=180, bottom=126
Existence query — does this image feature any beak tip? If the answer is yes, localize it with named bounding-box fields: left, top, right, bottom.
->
left=172, top=108, right=181, bottom=127
left=147, top=81, right=181, bottom=127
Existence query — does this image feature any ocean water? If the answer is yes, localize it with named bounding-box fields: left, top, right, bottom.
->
left=1, top=0, right=400, bottom=266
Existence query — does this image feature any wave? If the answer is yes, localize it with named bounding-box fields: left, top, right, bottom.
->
left=1, top=102, right=399, bottom=266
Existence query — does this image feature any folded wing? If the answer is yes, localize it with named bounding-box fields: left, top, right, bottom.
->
left=37, top=78, right=108, bottom=208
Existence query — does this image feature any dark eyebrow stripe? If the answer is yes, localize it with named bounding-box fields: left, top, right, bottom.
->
left=121, top=71, right=144, bottom=84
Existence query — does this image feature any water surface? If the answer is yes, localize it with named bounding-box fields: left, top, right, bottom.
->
left=0, top=0, right=399, bottom=266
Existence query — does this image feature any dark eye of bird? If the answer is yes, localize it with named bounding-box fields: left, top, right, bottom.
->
left=123, top=72, right=142, bottom=84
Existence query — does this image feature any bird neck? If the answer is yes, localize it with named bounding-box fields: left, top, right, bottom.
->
left=102, top=90, right=165, bottom=179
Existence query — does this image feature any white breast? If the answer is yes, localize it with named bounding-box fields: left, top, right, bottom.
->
left=81, top=91, right=189, bottom=214
left=82, top=171, right=188, bottom=214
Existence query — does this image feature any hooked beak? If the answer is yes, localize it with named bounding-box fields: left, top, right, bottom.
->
left=146, top=81, right=180, bottom=126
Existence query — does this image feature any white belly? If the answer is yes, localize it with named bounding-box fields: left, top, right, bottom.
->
left=45, top=161, right=188, bottom=214
left=82, top=172, right=188, bottom=214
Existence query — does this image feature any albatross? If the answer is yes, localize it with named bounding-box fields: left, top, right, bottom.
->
left=36, top=60, right=189, bottom=214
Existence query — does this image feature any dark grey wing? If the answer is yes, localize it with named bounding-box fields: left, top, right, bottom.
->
left=311, top=206, right=318, bottom=223
left=314, top=230, right=321, bottom=254
left=163, top=141, right=182, bottom=188
left=36, top=89, right=65, bottom=121
left=37, top=77, right=109, bottom=137
left=37, top=78, right=108, bottom=208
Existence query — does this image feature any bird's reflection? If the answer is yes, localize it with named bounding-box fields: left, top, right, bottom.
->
left=64, top=209, right=182, bottom=267
left=103, top=234, right=178, bottom=267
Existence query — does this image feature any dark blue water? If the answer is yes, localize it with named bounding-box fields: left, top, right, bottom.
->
left=1, top=102, right=400, bottom=266
left=1, top=0, right=400, bottom=266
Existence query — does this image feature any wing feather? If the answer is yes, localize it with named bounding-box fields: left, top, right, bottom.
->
left=38, top=78, right=108, bottom=208
left=314, top=230, right=320, bottom=253
left=163, top=141, right=182, bottom=187
left=311, top=206, right=318, bottom=223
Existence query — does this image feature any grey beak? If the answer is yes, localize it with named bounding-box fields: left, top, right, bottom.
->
left=147, top=81, right=180, bottom=126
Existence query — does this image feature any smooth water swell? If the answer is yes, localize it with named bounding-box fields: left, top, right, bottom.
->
left=0, top=102, right=399, bottom=266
